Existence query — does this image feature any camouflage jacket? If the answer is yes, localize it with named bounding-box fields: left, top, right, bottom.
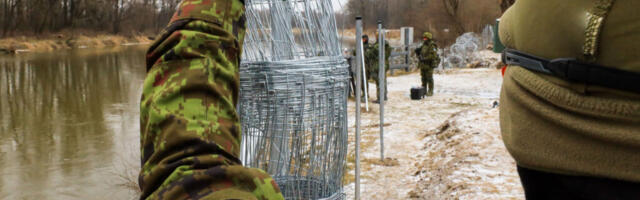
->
left=416, top=40, right=440, bottom=69
left=367, top=40, right=392, bottom=73
left=352, top=42, right=376, bottom=79
left=139, top=0, right=284, bottom=199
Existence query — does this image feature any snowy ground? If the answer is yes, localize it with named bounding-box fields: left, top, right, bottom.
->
left=342, top=67, right=525, bottom=199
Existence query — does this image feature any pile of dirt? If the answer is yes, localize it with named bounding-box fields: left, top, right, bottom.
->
left=409, top=108, right=524, bottom=199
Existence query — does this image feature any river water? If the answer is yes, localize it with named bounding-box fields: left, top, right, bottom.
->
left=0, top=46, right=148, bottom=199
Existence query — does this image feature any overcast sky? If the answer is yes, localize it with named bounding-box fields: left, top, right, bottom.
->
left=332, top=0, right=348, bottom=12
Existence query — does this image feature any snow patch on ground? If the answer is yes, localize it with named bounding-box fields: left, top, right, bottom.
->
left=343, top=63, right=524, bottom=199
left=410, top=109, right=523, bottom=199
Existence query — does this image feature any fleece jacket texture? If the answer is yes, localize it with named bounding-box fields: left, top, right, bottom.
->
left=499, top=0, right=640, bottom=182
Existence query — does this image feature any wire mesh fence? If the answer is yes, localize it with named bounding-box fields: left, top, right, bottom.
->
left=239, top=0, right=349, bottom=199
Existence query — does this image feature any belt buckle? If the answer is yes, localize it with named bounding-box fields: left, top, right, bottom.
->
left=549, top=58, right=589, bottom=83
left=548, top=58, right=575, bottom=79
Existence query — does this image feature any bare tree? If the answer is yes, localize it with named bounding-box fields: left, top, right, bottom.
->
left=342, top=0, right=501, bottom=45
left=0, top=0, right=180, bottom=38
left=441, top=0, right=465, bottom=34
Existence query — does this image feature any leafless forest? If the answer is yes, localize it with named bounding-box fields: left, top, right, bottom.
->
left=0, top=0, right=515, bottom=43
left=0, top=0, right=181, bottom=37
left=339, top=0, right=515, bottom=45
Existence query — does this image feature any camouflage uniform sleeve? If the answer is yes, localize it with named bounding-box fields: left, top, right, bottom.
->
left=367, top=44, right=379, bottom=74
left=432, top=42, right=441, bottom=67
left=414, top=46, right=423, bottom=61
left=139, top=0, right=284, bottom=199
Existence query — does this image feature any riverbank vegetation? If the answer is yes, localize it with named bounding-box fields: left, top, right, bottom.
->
left=0, top=33, right=152, bottom=53
left=0, top=0, right=179, bottom=52
left=0, top=0, right=179, bottom=37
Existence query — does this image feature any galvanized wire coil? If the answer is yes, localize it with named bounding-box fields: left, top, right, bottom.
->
left=239, top=0, right=348, bottom=199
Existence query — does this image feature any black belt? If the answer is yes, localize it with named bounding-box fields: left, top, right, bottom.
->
left=502, top=48, right=640, bottom=94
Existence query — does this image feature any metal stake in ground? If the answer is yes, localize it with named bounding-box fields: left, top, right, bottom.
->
left=354, top=16, right=363, bottom=200
left=378, top=20, right=385, bottom=161
left=360, top=37, right=369, bottom=112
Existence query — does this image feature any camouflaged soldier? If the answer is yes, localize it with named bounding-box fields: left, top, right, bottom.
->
left=139, top=0, right=284, bottom=199
left=363, top=34, right=376, bottom=100
left=368, top=36, right=392, bottom=103
left=353, top=34, right=373, bottom=100
left=415, top=32, right=440, bottom=97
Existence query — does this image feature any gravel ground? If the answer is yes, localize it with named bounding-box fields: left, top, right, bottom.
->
left=343, top=67, right=525, bottom=200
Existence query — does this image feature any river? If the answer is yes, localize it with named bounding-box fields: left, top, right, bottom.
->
left=0, top=46, right=148, bottom=199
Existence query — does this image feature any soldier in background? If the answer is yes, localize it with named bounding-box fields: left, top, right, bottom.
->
left=368, top=32, right=392, bottom=103
left=352, top=34, right=375, bottom=101
left=415, top=32, right=440, bottom=97
left=138, top=0, right=284, bottom=199
left=362, top=34, right=373, bottom=100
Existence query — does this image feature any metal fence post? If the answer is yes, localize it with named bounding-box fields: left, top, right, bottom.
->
left=354, top=16, right=363, bottom=200
left=377, top=20, right=385, bottom=162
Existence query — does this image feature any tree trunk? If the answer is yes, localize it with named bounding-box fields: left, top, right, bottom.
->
left=112, top=0, right=120, bottom=34
left=441, top=0, right=465, bottom=35
left=500, top=0, right=516, bottom=13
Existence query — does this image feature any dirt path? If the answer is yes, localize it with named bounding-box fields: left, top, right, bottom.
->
left=343, top=68, right=524, bottom=199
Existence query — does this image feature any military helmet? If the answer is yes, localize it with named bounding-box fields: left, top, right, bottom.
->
left=362, top=34, right=369, bottom=44
left=423, top=32, right=433, bottom=39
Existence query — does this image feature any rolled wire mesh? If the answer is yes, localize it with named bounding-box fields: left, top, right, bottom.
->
left=239, top=0, right=349, bottom=199
left=439, top=25, right=495, bottom=69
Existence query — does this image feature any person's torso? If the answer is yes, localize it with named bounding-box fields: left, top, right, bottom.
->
left=419, top=41, right=437, bottom=62
left=500, top=0, right=640, bottom=98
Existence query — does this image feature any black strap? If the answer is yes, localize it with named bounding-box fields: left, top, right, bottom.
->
left=502, top=48, right=640, bottom=94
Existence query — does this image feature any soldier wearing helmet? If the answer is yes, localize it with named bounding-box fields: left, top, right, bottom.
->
left=415, top=32, right=440, bottom=97
left=368, top=31, right=392, bottom=103
left=354, top=34, right=373, bottom=100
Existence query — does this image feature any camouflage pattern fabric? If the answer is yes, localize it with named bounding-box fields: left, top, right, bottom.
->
left=139, top=0, right=284, bottom=199
left=353, top=41, right=373, bottom=99
left=363, top=42, right=373, bottom=98
left=416, top=40, right=440, bottom=96
left=367, top=40, right=392, bottom=101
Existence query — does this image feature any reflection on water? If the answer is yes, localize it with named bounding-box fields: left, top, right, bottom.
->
left=0, top=46, right=147, bottom=199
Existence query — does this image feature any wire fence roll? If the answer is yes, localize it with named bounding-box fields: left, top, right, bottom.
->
left=239, top=0, right=349, bottom=199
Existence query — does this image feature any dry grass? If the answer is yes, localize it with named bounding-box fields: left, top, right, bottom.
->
left=363, top=157, right=400, bottom=167
left=0, top=33, right=152, bottom=53
left=340, top=28, right=400, bottom=40
left=389, top=67, right=418, bottom=77
left=385, top=29, right=401, bottom=39
left=109, top=144, right=142, bottom=200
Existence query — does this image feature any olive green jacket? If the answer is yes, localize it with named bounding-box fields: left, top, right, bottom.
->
left=499, top=0, right=640, bottom=182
